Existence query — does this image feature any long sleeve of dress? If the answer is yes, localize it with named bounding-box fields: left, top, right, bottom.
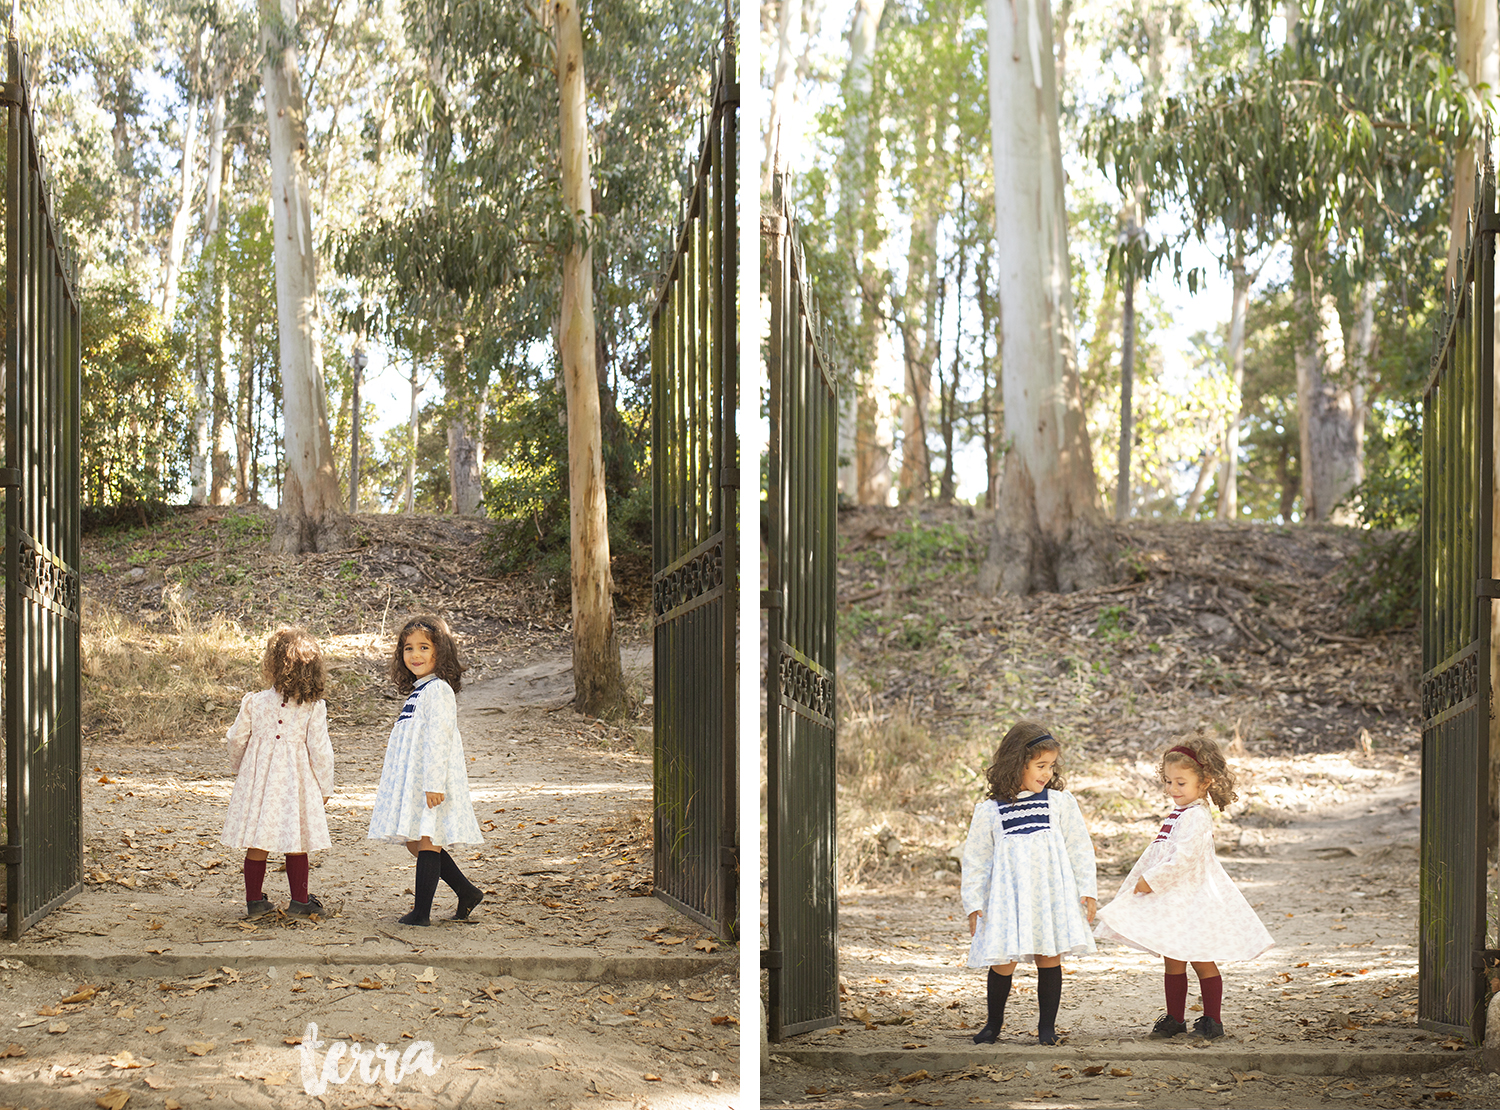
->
left=305, top=700, right=335, bottom=797
left=421, top=681, right=461, bottom=794
left=226, top=692, right=255, bottom=773
left=960, top=801, right=998, bottom=916
left=1140, top=805, right=1214, bottom=894
left=1055, top=791, right=1098, bottom=899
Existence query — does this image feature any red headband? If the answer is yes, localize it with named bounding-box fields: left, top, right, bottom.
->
left=1166, top=745, right=1204, bottom=768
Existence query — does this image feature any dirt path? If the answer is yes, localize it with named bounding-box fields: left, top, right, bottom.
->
left=763, top=749, right=1500, bottom=1108
left=1, top=648, right=740, bottom=1109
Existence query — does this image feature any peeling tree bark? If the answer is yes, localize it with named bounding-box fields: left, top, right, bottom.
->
left=555, top=0, right=623, bottom=717
left=978, top=0, right=1106, bottom=595
left=260, top=0, right=346, bottom=552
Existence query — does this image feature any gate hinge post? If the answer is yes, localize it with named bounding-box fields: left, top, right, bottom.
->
left=761, top=949, right=783, bottom=969
left=720, top=467, right=739, bottom=489
left=720, top=846, right=738, bottom=871
left=1477, top=579, right=1500, bottom=599
left=2, top=844, right=19, bottom=866
left=761, top=589, right=782, bottom=610
left=0, top=468, right=19, bottom=488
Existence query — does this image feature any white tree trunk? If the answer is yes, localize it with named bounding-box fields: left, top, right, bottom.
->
left=191, top=77, right=228, bottom=506
left=836, top=0, right=886, bottom=502
left=1216, top=256, right=1251, bottom=520
left=447, top=411, right=485, bottom=516
left=555, top=0, right=623, bottom=717
left=1293, top=271, right=1362, bottom=525
left=979, top=0, right=1103, bottom=595
left=1449, top=0, right=1500, bottom=285
left=764, top=0, right=806, bottom=191
left=898, top=202, right=938, bottom=504
left=162, top=31, right=202, bottom=325
left=406, top=357, right=421, bottom=514
left=261, top=0, right=345, bottom=552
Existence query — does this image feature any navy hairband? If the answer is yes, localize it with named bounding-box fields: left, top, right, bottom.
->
left=1025, top=733, right=1056, bottom=748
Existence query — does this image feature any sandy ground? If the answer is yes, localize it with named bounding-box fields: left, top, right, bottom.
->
left=1, top=648, right=740, bottom=1109
left=762, top=749, right=1500, bottom=1109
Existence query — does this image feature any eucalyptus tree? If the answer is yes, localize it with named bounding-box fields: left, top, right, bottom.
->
left=338, top=0, right=718, bottom=714
left=260, top=0, right=347, bottom=553
left=977, top=0, right=1105, bottom=595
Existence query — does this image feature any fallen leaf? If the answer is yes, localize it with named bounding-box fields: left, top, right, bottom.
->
left=48, top=1021, right=69, bottom=1034
left=356, top=976, right=384, bottom=990
left=695, top=939, right=720, bottom=952
left=1081, top=1065, right=1105, bottom=1076
left=902, top=1042, right=928, bottom=1050
left=0, top=1043, right=25, bottom=1058
left=710, top=1015, right=737, bottom=1026
left=293, top=970, right=314, bottom=980
left=96, top=1090, right=130, bottom=1109
left=412, top=967, right=438, bottom=983
left=61, top=985, right=99, bottom=1004
left=805, top=1086, right=828, bottom=1096
left=111, top=1050, right=145, bottom=1069
left=654, top=936, right=685, bottom=946
left=165, top=1101, right=183, bottom=1109
left=145, top=1025, right=166, bottom=1034
left=898, top=1070, right=930, bottom=1085
left=1110, top=1068, right=1132, bottom=1078
left=185, top=1041, right=215, bottom=1056
left=142, top=1075, right=170, bottom=1090
left=643, top=1074, right=663, bottom=1082
left=687, top=992, right=715, bottom=1002
left=463, top=1063, right=487, bottom=1071
left=262, top=1073, right=288, bottom=1086
left=37, top=1004, right=64, bottom=1016
left=283, top=1036, right=302, bottom=1045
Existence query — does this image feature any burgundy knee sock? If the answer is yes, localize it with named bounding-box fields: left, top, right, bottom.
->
left=243, top=857, right=267, bottom=903
left=1199, top=974, right=1223, bottom=1022
left=286, top=854, right=309, bottom=903
left=1164, top=972, right=1188, bottom=1021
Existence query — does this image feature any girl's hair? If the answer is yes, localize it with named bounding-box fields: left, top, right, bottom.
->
left=1159, top=737, right=1239, bottom=809
left=985, top=719, right=1065, bottom=803
left=390, top=614, right=466, bottom=695
left=262, top=626, right=325, bottom=704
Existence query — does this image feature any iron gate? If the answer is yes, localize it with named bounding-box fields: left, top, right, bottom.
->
left=763, top=172, right=839, bottom=1042
left=1420, top=144, right=1494, bottom=1039
left=3, top=29, right=84, bottom=939
left=649, top=31, right=738, bottom=940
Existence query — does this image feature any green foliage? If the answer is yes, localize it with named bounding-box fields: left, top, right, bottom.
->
left=1095, top=604, right=1131, bottom=641
left=80, top=280, right=189, bottom=507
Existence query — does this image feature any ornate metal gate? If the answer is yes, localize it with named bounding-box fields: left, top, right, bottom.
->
left=648, top=33, right=738, bottom=940
left=763, top=173, right=839, bottom=1042
left=1420, top=145, right=1494, bottom=1039
left=3, top=30, right=84, bottom=939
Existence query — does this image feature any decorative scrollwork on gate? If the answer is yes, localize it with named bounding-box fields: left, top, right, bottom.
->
left=17, top=536, right=80, bottom=620
left=653, top=542, right=723, bottom=618
left=778, top=654, right=834, bottom=720
left=1422, top=651, right=1481, bottom=720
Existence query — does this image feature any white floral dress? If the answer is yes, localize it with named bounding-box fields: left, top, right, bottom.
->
left=1094, top=801, right=1274, bottom=962
left=367, top=675, right=484, bottom=848
left=220, top=690, right=334, bottom=853
left=961, top=789, right=1098, bottom=966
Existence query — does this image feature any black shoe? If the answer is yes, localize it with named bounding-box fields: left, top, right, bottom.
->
left=1038, top=1029, right=1060, bottom=1046
left=245, top=897, right=275, bottom=920
left=287, top=894, right=325, bottom=918
left=972, top=1023, right=1001, bottom=1045
left=1150, top=1014, right=1187, bottom=1039
left=398, top=909, right=432, bottom=927
left=1193, top=1015, right=1224, bottom=1039
left=453, top=889, right=484, bottom=922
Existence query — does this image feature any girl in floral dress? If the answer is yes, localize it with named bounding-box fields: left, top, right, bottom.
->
left=962, top=720, right=1098, bottom=1045
left=221, top=627, right=334, bottom=919
left=1094, top=737, right=1274, bottom=1039
left=368, top=615, right=485, bottom=926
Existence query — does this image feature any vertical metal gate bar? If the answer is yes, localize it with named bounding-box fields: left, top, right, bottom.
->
left=648, top=34, right=737, bottom=940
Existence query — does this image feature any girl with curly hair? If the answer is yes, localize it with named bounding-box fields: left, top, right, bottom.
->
left=220, top=626, right=334, bottom=920
left=1094, top=736, right=1274, bottom=1040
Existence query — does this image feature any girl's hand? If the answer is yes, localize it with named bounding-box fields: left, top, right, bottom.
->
left=1134, top=878, right=1153, bottom=894
left=426, top=791, right=444, bottom=808
left=1081, top=896, right=1097, bottom=924
left=968, top=910, right=981, bottom=937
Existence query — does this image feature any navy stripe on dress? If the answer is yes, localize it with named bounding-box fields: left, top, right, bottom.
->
left=997, top=789, right=1050, bottom=835
left=396, top=683, right=426, bottom=723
